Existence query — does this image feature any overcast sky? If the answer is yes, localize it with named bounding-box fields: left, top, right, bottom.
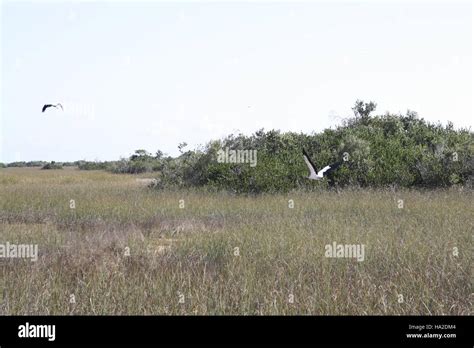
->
left=1, top=0, right=472, bottom=162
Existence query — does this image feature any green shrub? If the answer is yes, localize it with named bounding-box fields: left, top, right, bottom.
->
left=157, top=104, right=473, bottom=192
left=7, top=162, right=27, bottom=167
left=108, top=150, right=165, bottom=174
left=41, top=161, right=63, bottom=170
left=7, top=161, right=48, bottom=167
left=77, top=161, right=110, bottom=170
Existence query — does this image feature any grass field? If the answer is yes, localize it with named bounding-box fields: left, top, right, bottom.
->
left=0, top=167, right=472, bottom=315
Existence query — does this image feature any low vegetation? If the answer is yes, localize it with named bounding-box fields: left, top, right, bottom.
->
left=1, top=101, right=471, bottom=315
left=0, top=168, right=471, bottom=315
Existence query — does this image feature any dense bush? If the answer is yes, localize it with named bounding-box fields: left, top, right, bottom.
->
left=7, top=161, right=48, bottom=167
left=77, top=161, right=111, bottom=171
left=6, top=162, right=27, bottom=167
left=109, top=158, right=149, bottom=174
left=41, top=161, right=63, bottom=170
left=0, top=163, right=6, bottom=168
left=107, top=150, right=166, bottom=174
left=157, top=103, right=473, bottom=192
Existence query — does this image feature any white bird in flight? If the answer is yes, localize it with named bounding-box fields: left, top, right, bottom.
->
left=303, top=148, right=342, bottom=180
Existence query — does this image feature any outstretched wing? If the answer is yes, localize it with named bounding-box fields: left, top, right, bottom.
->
left=302, top=149, right=317, bottom=177
left=42, top=104, right=51, bottom=112
left=318, top=162, right=342, bottom=177
left=56, top=103, right=63, bottom=110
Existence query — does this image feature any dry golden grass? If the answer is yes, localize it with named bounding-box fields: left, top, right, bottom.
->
left=0, top=167, right=472, bottom=315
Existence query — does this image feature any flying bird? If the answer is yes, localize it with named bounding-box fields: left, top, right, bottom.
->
left=42, top=103, right=63, bottom=113
left=302, top=148, right=342, bottom=181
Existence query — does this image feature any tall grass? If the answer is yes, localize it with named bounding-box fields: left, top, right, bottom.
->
left=0, top=167, right=471, bottom=315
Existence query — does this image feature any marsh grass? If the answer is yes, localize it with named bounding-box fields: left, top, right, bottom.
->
left=0, top=167, right=472, bottom=315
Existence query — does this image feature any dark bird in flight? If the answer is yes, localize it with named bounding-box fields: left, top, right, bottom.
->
left=42, top=103, right=63, bottom=113
left=302, top=148, right=342, bottom=183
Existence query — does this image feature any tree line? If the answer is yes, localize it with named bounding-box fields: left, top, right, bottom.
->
left=2, top=101, right=472, bottom=191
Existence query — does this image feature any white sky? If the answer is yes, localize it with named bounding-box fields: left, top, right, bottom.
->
left=1, top=0, right=472, bottom=162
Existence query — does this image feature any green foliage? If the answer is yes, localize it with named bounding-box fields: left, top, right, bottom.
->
left=77, top=161, right=111, bottom=170
left=7, top=162, right=28, bottom=167
left=0, top=163, right=6, bottom=168
left=158, top=102, right=473, bottom=192
left=5, top=100, right=473, bottom=191
left=110, top=158, right=151, bottom=174
left=41, top=161, right=63, bottom=170
left=108, top=150, right=168, bottom=174
left=352, top=99, right=377, bottom=124
left=7, top=161, right=48, bottom=167
left=76, top=150, right=168, bottom=174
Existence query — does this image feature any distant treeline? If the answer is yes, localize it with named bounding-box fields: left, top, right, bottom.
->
left=2, top=101, right=472, bottom=191
left=2, top=161, right=68, bottom=169
left=76, top=149, right=169, bottom=174
left=0, top=152, right=169, bottom=173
